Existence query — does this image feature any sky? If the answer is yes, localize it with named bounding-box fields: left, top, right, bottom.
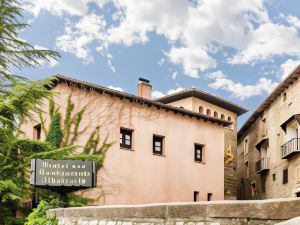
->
left=16, top=0, right=300, bottom=128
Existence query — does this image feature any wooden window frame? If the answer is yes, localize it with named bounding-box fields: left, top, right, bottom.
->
left=153, top=135, right=164, bottom=155
left=194, top=144, right=204, bottom=163
left=33, top=124, right=41, bottom=140
left=120, top=128, right=133, bottom=150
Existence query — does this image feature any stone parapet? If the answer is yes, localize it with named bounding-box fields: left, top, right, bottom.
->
left=47, top=198, right=300, bottom=225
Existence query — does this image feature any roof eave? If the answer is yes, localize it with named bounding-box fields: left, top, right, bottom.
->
left=51, top=74, right=231, bottom=127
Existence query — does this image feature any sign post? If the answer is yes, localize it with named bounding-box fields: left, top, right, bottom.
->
left=30, top=159, right=97, bottom=188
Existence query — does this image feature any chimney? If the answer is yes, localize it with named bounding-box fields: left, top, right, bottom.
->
left=137, top=77, right=152, bottom=100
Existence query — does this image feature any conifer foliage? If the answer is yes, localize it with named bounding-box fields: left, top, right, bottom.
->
left=0, top=0, right=112, bottom=224
left=0, top=0, right=60, bottom=223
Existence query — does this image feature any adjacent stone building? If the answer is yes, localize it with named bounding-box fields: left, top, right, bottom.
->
left=22, top=75, right=246, bottom=204
left=237, top=64, right=300, bottom=199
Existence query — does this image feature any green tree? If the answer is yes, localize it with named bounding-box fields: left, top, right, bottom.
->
left=0, top=1, right=113, bottom=224
left=0, top=0, right=60, bottom=223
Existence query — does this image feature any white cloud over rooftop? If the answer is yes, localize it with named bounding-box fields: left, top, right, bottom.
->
left=20, top=0, right=300, bottom=100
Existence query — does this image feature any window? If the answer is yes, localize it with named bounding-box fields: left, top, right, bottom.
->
left=193, top=191, right=199, bottom=202
left=245, top=161, right=249, bottom=179
left=283, top=169, right=288, bottom=184
left=120, top=128, right=133, bottom=149
left=221, top=114, right=225, bottom=120
left=206, top=109, right=211, bottom=116
left=194, top=144, right=204, bottom=162
left=199, top=106, right=203, bottom=114
left=207, top=193, right=212, bottom=201
left=272, top=173, right=276, bottom=181
left=213, top=111, right=218, bottom=118
left=228, top=116, right=232, bottom=122
left=33, top=124, right=41, bottom=140
left=244, top=139, right=248, bottom=155
left=153, top=135, right=164, bottom=155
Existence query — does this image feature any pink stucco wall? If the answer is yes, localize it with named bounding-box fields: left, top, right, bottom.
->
left=22, top=83, right=225, bottom=205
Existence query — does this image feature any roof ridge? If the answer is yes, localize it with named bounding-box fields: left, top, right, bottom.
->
left=237, top=64, right=300, bottom=140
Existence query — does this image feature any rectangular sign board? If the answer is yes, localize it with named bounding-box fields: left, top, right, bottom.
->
left=30, top=159, right=97, bottom=188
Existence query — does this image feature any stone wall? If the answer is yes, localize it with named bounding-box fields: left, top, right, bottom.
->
left=224, top=128, right=237, bottom=200
left=237, top=78, right=300, bottom=200
left=47, top=198, right=300, bottom=225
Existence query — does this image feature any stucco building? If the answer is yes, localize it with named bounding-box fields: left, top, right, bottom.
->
left=22, top=75, right=246, bottom=204
left=237, top=64, right=300, bottom=199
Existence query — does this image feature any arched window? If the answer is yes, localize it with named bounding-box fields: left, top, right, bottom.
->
left=228, top=116, right=232, bottom=122
left=199, top=106, right=203, bottom=114
left=206, top=109, right=211, bottom=116
left=214, top=111, right=218, bottom=118
left=221, top=114, right=225, bottom=120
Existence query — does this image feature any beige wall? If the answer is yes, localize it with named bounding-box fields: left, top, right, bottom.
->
left=237, top=78, right=300, bottom=199
left=165, top=96, right=238, bottom=199
left=22, top=83, right=225, bottom=205
left=166, top=97, right=237, bottom=131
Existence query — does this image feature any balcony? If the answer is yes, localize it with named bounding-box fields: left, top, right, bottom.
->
left=256, top=157, right=269, bottom=174
left=281, top=138, right=300, bottom=159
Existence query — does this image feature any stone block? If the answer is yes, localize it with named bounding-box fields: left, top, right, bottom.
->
left=262, top=199, right=300, bottom=220
left=167, top=204, right=207, bottom=219
left=207, top=202, right=264, bottom=219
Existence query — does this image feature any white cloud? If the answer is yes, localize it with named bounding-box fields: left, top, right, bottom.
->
left=22, top=0, right=300, bottom=78
left=56, top=13, right=106, bottom=64
left=208, top=71, right=278, bottom=100
left=279, top=59, right=300, bottom=80
left=152, top=90, right=165, bottom=99
left=20, top=0, right=91, bottom=17
left=166, top=46, right=216, bottom=78
left=108, top=85, right=123, bottom=92
left=230, top=23, right=300, bottom=64
left=167, top=87, right=184, bottom=95
left=286, top=15, right=300, bottom=28
left=152, top=87, right=184, bottom=99
left=49, top=0, right=271, bottom=76
left=158, top=58, right=165, bottom=66
left=171, top=72, right=177, bottom=80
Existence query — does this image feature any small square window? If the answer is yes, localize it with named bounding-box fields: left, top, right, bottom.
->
left=153, top=135, right=164, bottom=155
left=120, top=128, right=132, bottom=149
left=272, top=173, right=276, bottom=181
left=33, top=124, right=41, bottom=140
left=194, top=144, right=204, bottom=162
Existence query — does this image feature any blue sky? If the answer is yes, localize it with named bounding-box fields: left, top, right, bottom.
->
left=17, top=0, right=300, bottom=128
